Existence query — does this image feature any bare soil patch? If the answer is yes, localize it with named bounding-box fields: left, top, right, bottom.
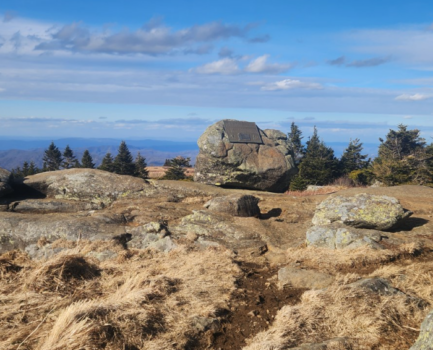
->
left=212, top=262, right=305, bottom=350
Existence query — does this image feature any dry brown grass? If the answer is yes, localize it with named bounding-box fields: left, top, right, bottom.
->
left=286, top=186, right=346, bottom=197
left=284, top=242, right=422, bottom=274
left=243, top=243, right=432, bottom=350
left=0, top=240, right=239, bottom=350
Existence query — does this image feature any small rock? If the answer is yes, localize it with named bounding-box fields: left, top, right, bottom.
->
left=204, top=194, right=260, bottom=217
left=278, top=267, right=334, bottom=289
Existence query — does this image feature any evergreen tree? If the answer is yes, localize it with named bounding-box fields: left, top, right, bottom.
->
left=81, top=150, right=95, bottom=169
left=99, top=152, right=114, bottom=172
left=373, top=125, right=433, bottom=185
left=339, top=138, right=370, bottom=175
left=294, top=127, right=339, bottom=187
left=22, top=161, right=30, bottom=176
left=162, top=156, right=191, bottom=180
left=113, top=141, right=135, bottom=175
left=288, top=122, right=305, bottom=164
left=62, top=145, right=77, bottom=169
left=134, top=152, right=149, bottom=179
left=28, top=161, right=38, bottom=175
left=43, top=142, right=63, bottom=171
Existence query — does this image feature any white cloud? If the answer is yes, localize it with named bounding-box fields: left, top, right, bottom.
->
left=261, top=79, right=323, bottom=91
left=403, top=115, right=413, bottom=119
left=245, top=54, right=292, bottom=74
left=395, top=93, right=432, bottom=101
left=193, top=58, right=240, bottom=75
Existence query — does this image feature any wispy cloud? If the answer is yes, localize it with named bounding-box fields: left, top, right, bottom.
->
left=193, top=58, right=240, bottom=75
left=346, top=56, right=391, bottom=67
left=193, top=54, right=291, bottom=75
left=328, top=55, right=346, bottom=66
left=33, top=19, right=267, bottom=56
left=327, top=55, right=390, bottom=67
left=244, top=54, right=292, bottom=74
left=261, top=79, right=323, bottom=91
left=395, top=93, right=433, bottom=101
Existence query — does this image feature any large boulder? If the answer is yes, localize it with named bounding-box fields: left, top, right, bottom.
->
left=23, top=168, right=155, bottom=206
left=203, top=194, right=260, bottom=217
left=312, top=193, right=412, bottom=230
left=194, top=120, right=296, bottom=192
left=0, top=167, right=13, bottom=198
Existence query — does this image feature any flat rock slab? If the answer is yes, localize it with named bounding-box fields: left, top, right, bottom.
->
left=9, top=199, right=103, bottom=214
left=24, top=168, right=154, bottom=206
left=278, top=267, right=334, bottom=289
left=0, top=212, right=126, bottom=254
left=306, top=224, right=384, bottom=249
left=312, top=193, right=411, bottom=230
left=204, top=194, right=260, bottom=217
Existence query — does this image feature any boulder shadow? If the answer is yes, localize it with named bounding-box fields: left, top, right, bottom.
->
left=260, top=208, right=282, bottom=220
left=388, top=217, right=429, bottom=232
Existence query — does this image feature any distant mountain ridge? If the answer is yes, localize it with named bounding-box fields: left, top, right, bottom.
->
left=0, top=138, right=379, bottom=171
left=0, top=138, right=199, bottom=170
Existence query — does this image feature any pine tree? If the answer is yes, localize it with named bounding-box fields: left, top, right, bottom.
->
left=22, top=161, right=30, bottom=176
left=339, top=138, right=370, bottom=175
left=28, top=161, right=38, bottom=175
left=62, top=145, right=77, bottom=169
left=295, top=127, right=339, bottom=186
left=81, top=150, right=95, bottom=169
left=134, top=152, right=149, bottom=179
left=43, top=142, right=63, bottom=171
left=373, top=125, right=433, bottom=185
left=113, top=141, right=135, bottom=175
left=99, top=152, right=114, bottom=172
left=162, top=156, right=191, bottom=180
left=288, top=122, right=305, bottom=164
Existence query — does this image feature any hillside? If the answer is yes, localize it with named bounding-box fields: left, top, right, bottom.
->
left=1, top=169, right=433, bottom=349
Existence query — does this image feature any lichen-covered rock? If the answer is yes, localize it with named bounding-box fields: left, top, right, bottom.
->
left=312, top=193, right=412, bottom=230
left=306, top=224, right=383, bottom=249
left=24, top=168, right=154, bottom=206
left=204, top=194, right=260, bottom=217
left=0, top=167, right=13, bottom=198
left=194, top=120, right=297, bottom=192
left=410, top=309, right=433, bottom=350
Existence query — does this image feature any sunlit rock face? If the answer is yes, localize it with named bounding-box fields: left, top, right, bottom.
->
left=194, top=119, right=297, bottom=192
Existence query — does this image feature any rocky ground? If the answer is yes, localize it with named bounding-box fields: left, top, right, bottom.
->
left=1, top=168, right=433, bottom=349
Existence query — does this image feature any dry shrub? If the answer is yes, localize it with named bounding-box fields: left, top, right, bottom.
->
left=0, top=250, right=30, bottom=279
left=244, top=279, right=426, bottom=350
left=370, top=261, right=433, bottom=304
left=26, top=253, right=101, bottom=293
left=284, top=243, right=422, bottom=274
left=0, top=243, right=239, bottom=350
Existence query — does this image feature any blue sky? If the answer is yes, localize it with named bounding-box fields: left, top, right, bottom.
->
left=1, top=0, right=433, bottom=144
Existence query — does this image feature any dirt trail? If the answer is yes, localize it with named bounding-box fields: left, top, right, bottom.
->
left=212, top=262, right=305, bottom=350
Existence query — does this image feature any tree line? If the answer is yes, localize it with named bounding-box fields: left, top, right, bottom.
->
left=287, top=122, right=433, bottom=190
left=11, top=141, right=149, bottom=180
left=10, top=141, right=193, bottom=181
